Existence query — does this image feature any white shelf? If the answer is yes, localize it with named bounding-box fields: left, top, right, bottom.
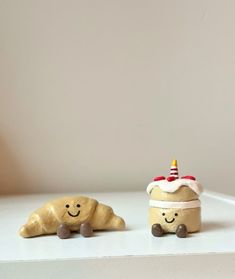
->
left=0, top=191, right=235, bottom=278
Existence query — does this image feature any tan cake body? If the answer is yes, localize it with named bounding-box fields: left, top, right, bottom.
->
left=147, top=160, right=203, bottom=238
left=19, top=196, right=125, bottom=239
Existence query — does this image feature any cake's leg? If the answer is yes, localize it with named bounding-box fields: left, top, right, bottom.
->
left=80, top=222, right=93, bottom=237
left=151, top=223, right=165, bottom=237
left=57, top=223, right=71, bottom=239
left=176, top=224, right=188, bottom=238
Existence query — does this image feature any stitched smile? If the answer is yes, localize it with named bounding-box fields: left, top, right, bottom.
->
left=165, top=218, right=175, bottom=223
left=68, top=211, right=80, bottom=217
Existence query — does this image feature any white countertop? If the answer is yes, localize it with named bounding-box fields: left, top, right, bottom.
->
left=0, top=190, right=235, bottom=263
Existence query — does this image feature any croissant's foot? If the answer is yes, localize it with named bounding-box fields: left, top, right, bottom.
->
left=151, top=223, right=165, bottom=237
left=19, top=222, right=44, bottom=238
left=19, top=225, right=31, bottom=238
left=80, top=222, right=93, bottom=237
left=57, top=223, right=71, bottom=239
left=176, top=224, right=188, bottom=238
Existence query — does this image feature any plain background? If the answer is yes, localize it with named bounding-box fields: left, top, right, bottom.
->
left=0, top=0, right=234, bottom=195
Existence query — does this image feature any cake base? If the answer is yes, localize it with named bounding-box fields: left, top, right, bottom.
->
left=149, top=207, right=201, bottom=233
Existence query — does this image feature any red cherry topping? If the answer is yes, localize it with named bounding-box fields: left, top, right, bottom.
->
left=181, top=175, right=196, bottom=180
left=167, top=176, right=176, bottom=182
left=153, top=176, right=165, bottom=181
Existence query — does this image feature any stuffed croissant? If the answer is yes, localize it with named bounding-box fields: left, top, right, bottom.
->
left=19, top=195, right=125, bottom=238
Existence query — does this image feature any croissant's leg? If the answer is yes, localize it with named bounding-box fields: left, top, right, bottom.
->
left=57, top=223, right=71, bottom=239
left=80, top=222, right=93, bottom=237
left=19, top=221, right=44, bottom=238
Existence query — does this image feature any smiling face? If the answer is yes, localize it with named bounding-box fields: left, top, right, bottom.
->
left=65, top=202, right=81, bottom=217
left=47, top=196, right=98, bottom=226
left=162, top=212, right=178, bottom=223
left=149, top=207, right=201, bottom=233
left=157, top=209, right=181, bottom=231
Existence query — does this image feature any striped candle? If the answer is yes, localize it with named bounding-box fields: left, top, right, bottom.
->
left=169, top=159, right=179, bottom=179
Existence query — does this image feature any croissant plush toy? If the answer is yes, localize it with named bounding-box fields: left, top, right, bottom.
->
left=19, top=196, right=125, bottom=239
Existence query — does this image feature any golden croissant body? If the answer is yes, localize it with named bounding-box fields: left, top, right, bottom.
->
left=19, top=196, right=125, bottom=238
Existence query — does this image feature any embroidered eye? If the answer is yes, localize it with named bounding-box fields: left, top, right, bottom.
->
left=162, top=213, right=165, bottom=216
left=175, top=213, right=178, bottom=216
left=77, top=204, right=81, bottom=208
left=65, top=204, right=70, bottom=208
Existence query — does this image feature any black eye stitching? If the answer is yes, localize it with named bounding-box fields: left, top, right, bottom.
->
left=65, top=204, right=70, bottom=208
left=175, top=213, right=178, bottom=216
left=162, top=213, right=165, bottom=216
left=77, top=204, right=81, bottom=208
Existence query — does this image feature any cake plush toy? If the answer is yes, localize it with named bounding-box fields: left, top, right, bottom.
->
left=147, top=160, right=203, bottom=238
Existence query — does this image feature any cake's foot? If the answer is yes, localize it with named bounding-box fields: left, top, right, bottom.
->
left=57, top=223, right=71, bottom=239
left=152, top=223, right=164, bottom=237
left=176, top=224, right=188, bottom=238
left=80, top=222, right=93, bottom=237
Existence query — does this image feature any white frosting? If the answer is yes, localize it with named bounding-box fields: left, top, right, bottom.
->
left=149, top=199, right=201, bottom=209
left=146, top=179, right=203, bottom=195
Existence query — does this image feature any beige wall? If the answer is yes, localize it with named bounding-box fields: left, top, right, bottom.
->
left=0, top=0, right=235, bottom=195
